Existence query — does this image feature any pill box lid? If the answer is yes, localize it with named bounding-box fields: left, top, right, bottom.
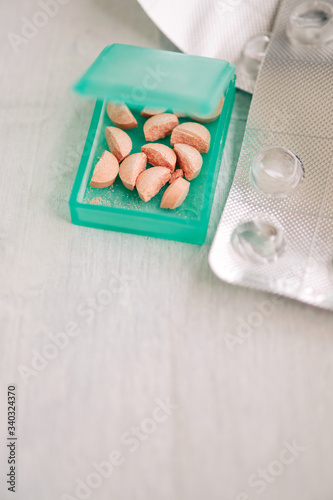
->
left=73, top=44, right=236, bottom=116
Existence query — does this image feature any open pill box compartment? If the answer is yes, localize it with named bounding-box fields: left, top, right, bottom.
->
left=69, top=44, right=236, bottom=244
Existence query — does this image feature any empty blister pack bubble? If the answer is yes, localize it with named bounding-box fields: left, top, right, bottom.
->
left=250, top=146, right=304, bottom=198
left=231, top=215, right=285, bottom=264
left=240, top=34, right=272, bottom=81
left=210, top=0, right=333, bottom=310
left=287, top=1, right=333, bottom=45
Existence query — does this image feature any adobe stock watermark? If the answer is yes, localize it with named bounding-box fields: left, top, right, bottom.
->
left=61, top=397, right=179, bottom=500
left=235, top=439, right=307, bottom=499
left=8, top=0, right=71, bottom=54
left=145, top=0, right=162, bottom=13
left=17, top=272, right=134, bottom=385
left=216, top=0, right=243, bottom=14
left=224, top=295, right=282, bottom=352
left=52, top=62, right=170, bottom=176
left=52, top=132, right=96, bottom=177
left=118, top=64, right=170, bottom=105
left=224, top=257, right=322, bottom=352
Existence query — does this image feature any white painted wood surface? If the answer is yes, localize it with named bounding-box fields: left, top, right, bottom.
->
left=0, top=1, right=332, bottom=499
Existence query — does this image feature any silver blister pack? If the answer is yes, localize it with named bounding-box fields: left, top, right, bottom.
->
left=137, top=0, right=280, bottom=94
left=210, top=0, right=333, bottom=310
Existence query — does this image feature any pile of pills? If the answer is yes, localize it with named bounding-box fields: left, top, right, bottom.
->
left=89, top=101, right=219, bottom=210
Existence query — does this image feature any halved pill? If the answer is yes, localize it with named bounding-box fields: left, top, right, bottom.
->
left=141, top=143, right=177, bottom=172
left=160, top=178, right=190, bottom=209
left=119, top=153, right=147, bottom=191
left=141, top=107, right=168, bottom=117
left=173, top=144, right=203, bottom=180
left=90, top=151, right=119, bottom=189
left=144, top=113, right=179, bottom=142
left=107, top=101, right=137, bottom=129
left=105, top=126, right=132, bottom=162
left=190, top=97, right=224, bottom=123
left=136, top=167, right=171, bottom=202
left=171, top=122, right=211, bottom=153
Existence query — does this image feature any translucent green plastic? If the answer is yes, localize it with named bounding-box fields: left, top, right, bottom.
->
left=69, top=44, right=236, bottom=244
left=73, top=44, right=235, bottom=116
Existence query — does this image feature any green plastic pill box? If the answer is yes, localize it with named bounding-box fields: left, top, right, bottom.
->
left=69, top=44, right=236, bottom=244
